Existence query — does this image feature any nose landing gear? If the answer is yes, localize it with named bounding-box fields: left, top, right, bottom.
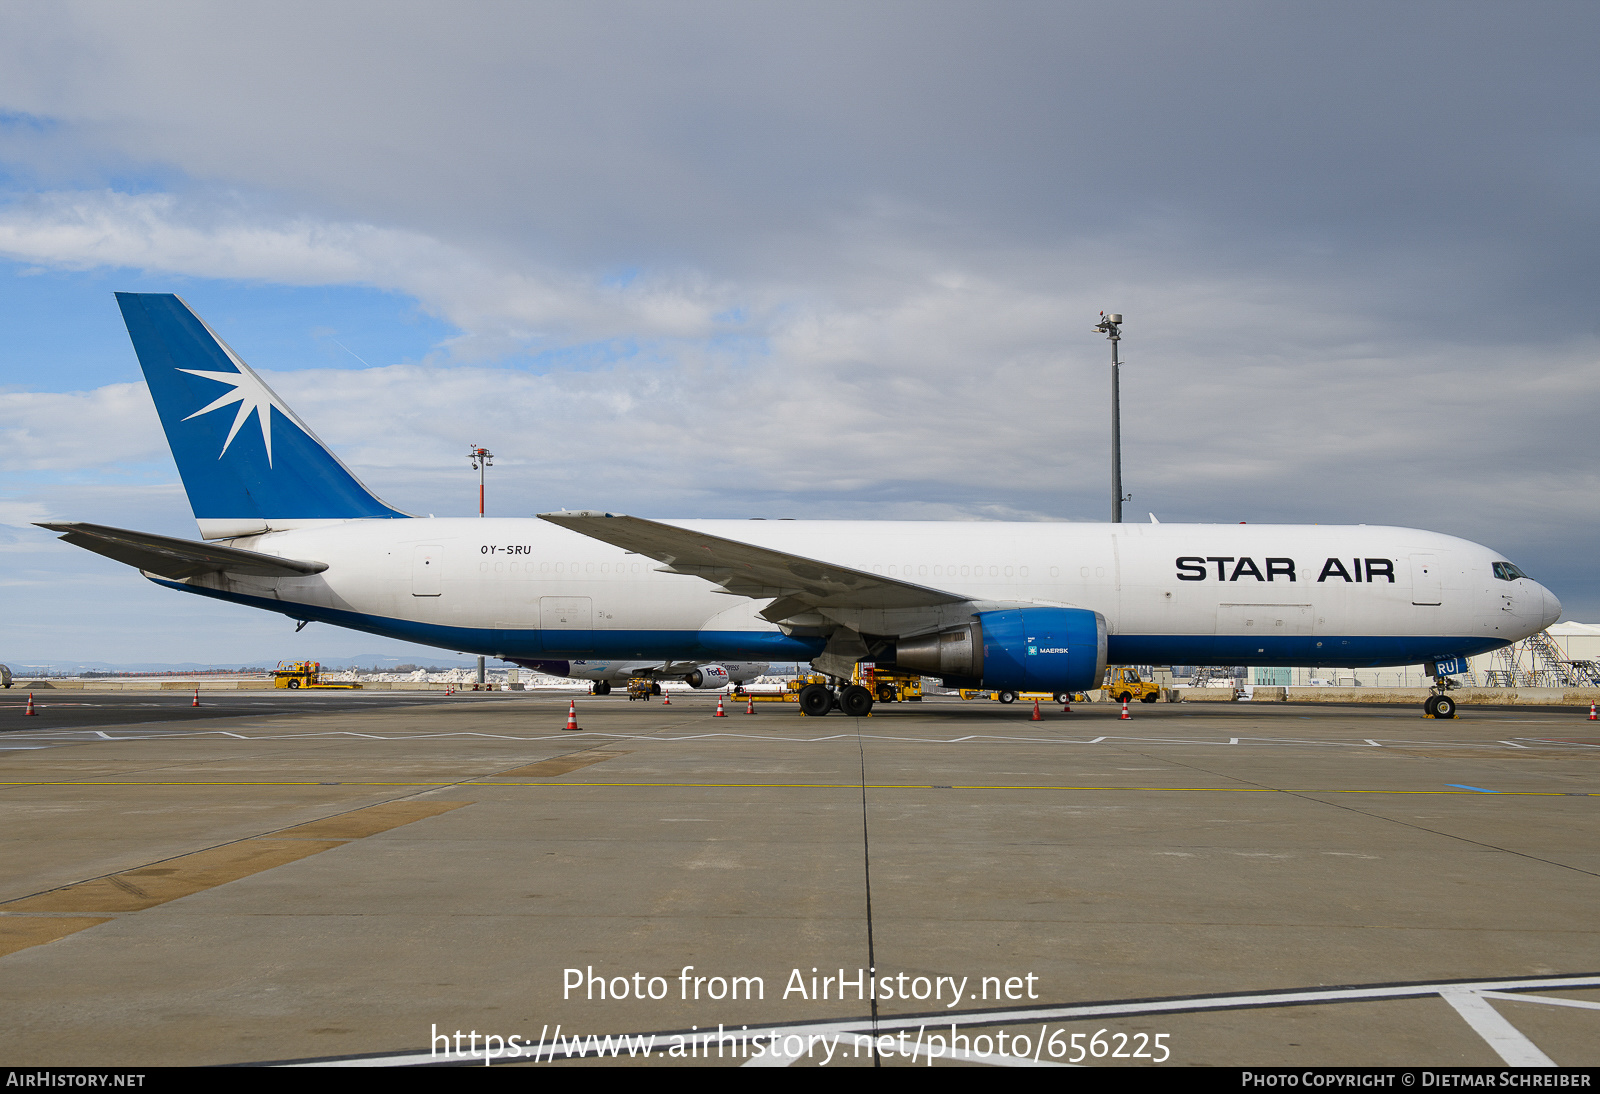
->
left=1422, top=660, right=1463, bottom=719
left=1424, top=688, right=1458, bottom=719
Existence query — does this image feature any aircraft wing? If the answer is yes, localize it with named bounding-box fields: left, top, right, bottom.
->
left=36, top=522, right=329, bottom=581
left=537, top=511, right=965, bottom=617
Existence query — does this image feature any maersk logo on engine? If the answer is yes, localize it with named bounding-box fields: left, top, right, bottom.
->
left=1175, top=557, right=1396, bottom=583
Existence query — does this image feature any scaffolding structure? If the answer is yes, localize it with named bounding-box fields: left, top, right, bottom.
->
left=1485, top=631, right=1600, bottom=688
left=1183, top=630, right=1600, bottom=690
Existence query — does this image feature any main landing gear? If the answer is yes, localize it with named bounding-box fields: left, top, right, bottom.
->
left=797, top=681, right=874, bottom=717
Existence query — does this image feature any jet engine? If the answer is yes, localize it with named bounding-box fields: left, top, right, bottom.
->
left=683, top=665, right=732, bottom=689
left=889, top=606, right=1106, bottom=693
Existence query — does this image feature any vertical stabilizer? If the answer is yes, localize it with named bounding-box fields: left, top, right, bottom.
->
left=116, top=293, right=410, bottom=538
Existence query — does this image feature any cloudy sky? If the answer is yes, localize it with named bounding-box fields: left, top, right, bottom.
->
left=1, top=1, right=1596, bottom=665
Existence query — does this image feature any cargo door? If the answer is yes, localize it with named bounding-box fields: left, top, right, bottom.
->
left=1217, top=604, right=1313, bottom=634
left=539, top=596, right=593, bottom=652
left=412, top=544, right=443, bottom=597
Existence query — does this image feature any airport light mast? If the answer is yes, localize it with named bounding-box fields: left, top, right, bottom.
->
left=469, top=445, right=494, bottom=518
left=1093, top=312, right=1125, bottom=523
left=469, top=445, right=494, bottom=686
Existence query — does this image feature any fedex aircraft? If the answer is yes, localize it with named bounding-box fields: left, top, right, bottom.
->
left=529, top=659, right=770, bottom=694
left=40, top=294, right=1560, bottom=719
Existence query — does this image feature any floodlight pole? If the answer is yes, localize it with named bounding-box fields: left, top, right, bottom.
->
left=469, top=446, right=494, bottom=518
left=1093, top=313, right=1125, bottom=523
left=469, top=445, right=494, bottom=685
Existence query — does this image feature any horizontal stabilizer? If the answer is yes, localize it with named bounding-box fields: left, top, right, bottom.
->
left=537, top=511, right=964, bottom=612
left=37, top=522, right=328, bottom=581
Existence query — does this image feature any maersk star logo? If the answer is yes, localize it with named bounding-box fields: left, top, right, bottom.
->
left=178, top=364, right=295, bottom=466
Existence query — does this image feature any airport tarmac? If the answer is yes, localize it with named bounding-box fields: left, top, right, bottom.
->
left=0, top=693, right=1596, bottom=1068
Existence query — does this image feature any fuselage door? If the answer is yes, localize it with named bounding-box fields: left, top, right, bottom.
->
left=412, top=544, right=443, bottom=597
left=1410, top=553, right=1442, bottom=606
left=1217, top=603, right=1313, bottom=634
left=540, top=596, right=594, bottom=652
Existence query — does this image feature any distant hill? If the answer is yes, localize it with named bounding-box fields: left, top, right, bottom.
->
left=0, top=653, right=483, bottom=675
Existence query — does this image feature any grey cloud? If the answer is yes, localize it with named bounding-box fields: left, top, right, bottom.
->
left=0, top=4, right=1595, bottom=298
left=0, top=1, right=1596, bottom=622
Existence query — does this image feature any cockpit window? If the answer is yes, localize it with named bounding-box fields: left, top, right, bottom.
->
left=1492, top=561, right=1528, bottom=581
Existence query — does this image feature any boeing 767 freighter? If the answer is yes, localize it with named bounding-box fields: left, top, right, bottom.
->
left=39, top=294, right=1560, bottom=719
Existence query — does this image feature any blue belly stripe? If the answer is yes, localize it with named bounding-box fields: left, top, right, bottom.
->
left=151, top=578, right=1510, bottom=668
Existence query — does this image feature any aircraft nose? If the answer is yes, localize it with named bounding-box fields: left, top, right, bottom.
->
left=1539, top=585, right=1562, bottom=630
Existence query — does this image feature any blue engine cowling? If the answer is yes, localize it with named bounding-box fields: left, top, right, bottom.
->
left=976, top=606, right=1107, bottom=693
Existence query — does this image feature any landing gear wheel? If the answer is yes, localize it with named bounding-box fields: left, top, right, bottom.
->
left=798, top=683, right=832, bottom=717
left=840, top=685, right=874, bottom=717
left=1433, top=694, right=1456, bottom=719
left=997, top=690, right=1018, bottom=704
left=651, top=682, right=661, bottom=695
left=594, top=681, right=611, bottom=696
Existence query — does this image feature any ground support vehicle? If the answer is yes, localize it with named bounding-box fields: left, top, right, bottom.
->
left=960, top=688, right=1075, bottom=705
left=857, top=664, right=922, bottom=703
left=271, top=661, right=362, bottom=690
left=1104, top=667, right=1161, bottom=704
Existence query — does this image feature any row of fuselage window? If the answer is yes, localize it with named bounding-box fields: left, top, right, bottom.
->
left=470, top=560, right=1124, bottom=580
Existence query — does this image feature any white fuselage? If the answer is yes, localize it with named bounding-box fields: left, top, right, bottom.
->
left=156, top=518, right=1559, bottom=669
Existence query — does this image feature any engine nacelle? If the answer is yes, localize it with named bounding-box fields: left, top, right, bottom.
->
left=684, top=665, right=731, bottom=689
left=892, top=607, right=1106, bottom=693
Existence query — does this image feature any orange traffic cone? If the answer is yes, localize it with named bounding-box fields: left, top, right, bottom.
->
left=662, top=690, right=671, bottom=705
left=1120, top=699, right=1131, bottom=720
left=563, top=698, right=581, bottom=731
left=714, top=695, right=727, bottom=718
left=192, top=688, right=200, bottom=707
left=1590, top=703, right=1597, bottom=721
left=1062, top=697, right=1071, bottom=713
left=23, top=693, right=37, bottom=716
left=745, top=695, right=756, bottom=715
left=1031, top=699, right=1041, bottom=721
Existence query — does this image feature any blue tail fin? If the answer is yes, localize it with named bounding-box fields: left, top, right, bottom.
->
left=116, top=293, right=409, bottom=537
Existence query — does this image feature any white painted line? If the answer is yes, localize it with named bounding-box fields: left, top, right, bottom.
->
left=739, top=1023, right=858, bottom=1068
left=276, top=975, right=1600, bottom=1068
left=740, top=1025, right=1071, bottom=1068
left=32, top=726, right=1596, bottom=753
left=281, top=1054, right=419, bottom=1068
left=1478, top=990, right=1600, bottom=1012
left=1438, top=989, right=1554, bottom=1066
left=880, top=1039, right=1070, bottom=1068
